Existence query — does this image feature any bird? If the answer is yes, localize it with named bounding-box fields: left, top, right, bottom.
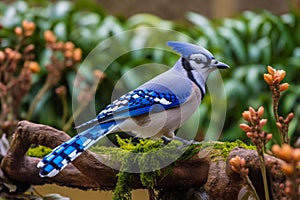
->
left=37, top=41, right=229, bottom=177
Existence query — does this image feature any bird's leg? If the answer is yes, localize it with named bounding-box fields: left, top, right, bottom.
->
left=161, top=135, right=201, bottom=146
left=173, top=136, right=201, bottom=145
left=161, top=135, right=173, bottom=144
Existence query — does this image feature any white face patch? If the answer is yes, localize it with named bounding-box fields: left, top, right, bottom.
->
left=189, top=61, right=205, bottom=70
left=188, top=53, right=210, bottom=70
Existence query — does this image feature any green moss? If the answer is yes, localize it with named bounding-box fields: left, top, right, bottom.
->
left=113, top=172, right=132, bottom=200
left=91, top=136, right=202, bottom=200
left=209, top=140, right=256, bottom=161
left=177, top=142, right=203, bottom=161
left=92, top=137, right=253, bottom=200
left=140, top=171, right=160, bottom=189
left=27, top=145, right=52, bottom=158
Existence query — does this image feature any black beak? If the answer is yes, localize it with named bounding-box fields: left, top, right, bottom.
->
left=216, top=61, right=230, bottom=69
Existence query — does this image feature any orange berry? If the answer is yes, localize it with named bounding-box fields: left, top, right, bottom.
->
left=281, top=163, right=294, bottom=175
left=246, top=132, right=254, bottom=138
left=266, top=133, right=273, bottom=141
left=263, top=73, right=273, bottom=85
left=280, top=144, right=293, bottom=161
left=4, top=48, right=12, bottom=54
left=44, top=30, right=57, bottom=43
left=55, top=86, right=67, bottom=96
left=267, top=66, right=275, bottom=75
left=64, top=41, right=75, bottom=51
left=257, top=106, right=264, bottom=118
left=229, top=156, right=241, bottom=168
left=28, top=61, right=40, bottom=73
left=277, top=70, right=286, bottom=83
left=242, top=111, right=251, bottom=121
left=276, top=122, right=282, bottom=129
left=8, top=51, right=21, bottom=60
left=24, top=29, right=35, bottom=37
left=278, top=116, right=284, bottom=122
left=259, top=119, right=267, bottom=127
left=279, top=83, right=289, bottom=92
left=284, top=186, right=293, bottom=195
left=22, top=20, right=35, bottom=36
left=14, top=26, right=23, bottom=36
left=73, top=48, right=82, bottom=61
left=272, top=144, right=281, bottom=155
left=240, top=157, right=246, bottom=167
left=64, top=50, right=73, bottom=58
left=22, top=20, right=29, bottom=29
left=0, top=51, right=5, bottom=62
left=27, top=22, right=35, bottom=31
left=249, top=107, right=256, bottom=117
left=240, top=123, right=251, bottom=132
left=292, top=149, right=300, bottom=161
left=286, top=112, right=294, bottom=123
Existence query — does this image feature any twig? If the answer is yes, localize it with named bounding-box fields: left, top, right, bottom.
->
left=26, top=81, right=52, bottom=120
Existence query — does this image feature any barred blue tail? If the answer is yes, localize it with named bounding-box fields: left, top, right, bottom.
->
left=37, top=121, right=117, bottom=177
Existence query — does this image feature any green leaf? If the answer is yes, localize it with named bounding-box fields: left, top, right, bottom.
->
left=125, top=13, right=172, bottom=29
left=264, top=11, right=294, bottom=55
left=248, top=15, right=264, bottom=40
left=53, top=22, right=67, bottom=40
left=1, top=3, right=23, bottom=27
left=50, top=1, right=72, bottom=19
left=72, top=11, right=101, bottom=27
left=218, top=27, right=246, bottom=63
left=96, top=16, right=123, bottom=39
left=187, top=12, right=220, bottom=47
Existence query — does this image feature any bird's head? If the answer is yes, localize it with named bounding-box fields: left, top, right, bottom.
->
left=167, top=41, right=229, bottom=79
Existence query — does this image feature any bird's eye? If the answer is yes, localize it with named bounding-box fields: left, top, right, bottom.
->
left=189, top=53, right=207, bottom=64
left=192, top=58, right=202, bottom=64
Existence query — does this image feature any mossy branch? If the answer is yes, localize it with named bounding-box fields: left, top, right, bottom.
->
left=0, top=121, right=287, bottom=200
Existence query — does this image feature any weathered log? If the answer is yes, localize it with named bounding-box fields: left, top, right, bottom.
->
left=0, top=120, right=285, bottom=199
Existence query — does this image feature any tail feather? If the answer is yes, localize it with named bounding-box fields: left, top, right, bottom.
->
left=37, top=121, right=117, bottom=177
left=74, top=118, right=99, bottom=130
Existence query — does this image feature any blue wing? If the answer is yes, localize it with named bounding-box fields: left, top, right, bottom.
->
left=75, top=88, right=186, bottom=130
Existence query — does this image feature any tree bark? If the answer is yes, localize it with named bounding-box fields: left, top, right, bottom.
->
left=0, top=121, right=285, bottom=199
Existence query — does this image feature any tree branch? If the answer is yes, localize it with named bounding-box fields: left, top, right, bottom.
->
left=0, top=121, right=286, bottom=199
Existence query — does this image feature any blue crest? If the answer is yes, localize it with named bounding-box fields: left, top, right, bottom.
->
left=167, top=41, right=214, bottom=59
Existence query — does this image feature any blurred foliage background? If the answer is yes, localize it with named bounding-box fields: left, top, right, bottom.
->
left=0, top=0, right=300, bottom=145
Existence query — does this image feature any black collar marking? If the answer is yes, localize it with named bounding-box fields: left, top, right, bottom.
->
left=181, top=58, right=205, bottom=99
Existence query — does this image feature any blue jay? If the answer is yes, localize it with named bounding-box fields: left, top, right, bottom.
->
left=37, top=41, right=229, bottom=177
